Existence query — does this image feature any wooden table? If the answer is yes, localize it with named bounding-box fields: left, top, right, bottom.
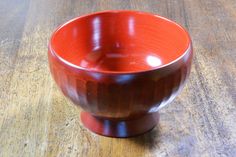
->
left=0, top=0, right=235, bottom=156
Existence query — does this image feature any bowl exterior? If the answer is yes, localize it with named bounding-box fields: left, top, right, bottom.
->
left=48, top=44, right=192, bottom=119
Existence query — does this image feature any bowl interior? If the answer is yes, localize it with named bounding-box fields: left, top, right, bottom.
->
left=50, top=11, right=190, bottom=73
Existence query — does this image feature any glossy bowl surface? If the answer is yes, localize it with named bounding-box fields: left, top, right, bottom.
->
left=48, top=10, right=193, bottom=137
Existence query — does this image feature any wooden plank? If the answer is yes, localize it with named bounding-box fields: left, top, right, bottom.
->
left=0, top=0, right=235, bottom=156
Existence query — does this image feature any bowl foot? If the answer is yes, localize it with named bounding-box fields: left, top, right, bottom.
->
left=80, top=111, right=159, bottom=138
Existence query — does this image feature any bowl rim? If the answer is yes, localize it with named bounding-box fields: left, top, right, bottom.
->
left=48, top=10, right=192, bottom=74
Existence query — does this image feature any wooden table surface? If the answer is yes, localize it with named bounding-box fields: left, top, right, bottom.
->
left=0, top=0, right=235, bottom=156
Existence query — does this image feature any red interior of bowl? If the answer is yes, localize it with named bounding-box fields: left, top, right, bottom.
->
left=50, top=11, right=190, bottom=73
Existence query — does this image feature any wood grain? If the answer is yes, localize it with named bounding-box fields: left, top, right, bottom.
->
left=0, top=0, right=235, bottom=156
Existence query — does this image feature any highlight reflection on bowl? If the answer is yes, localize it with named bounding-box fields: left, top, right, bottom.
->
left=48, top=10, right=193, bottom=137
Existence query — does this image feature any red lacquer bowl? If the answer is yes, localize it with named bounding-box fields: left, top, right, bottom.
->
left=48, top=10, right=193, bottom=137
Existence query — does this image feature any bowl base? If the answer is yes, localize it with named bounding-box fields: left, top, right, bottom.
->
left=80, top=111, right=159, bottom=138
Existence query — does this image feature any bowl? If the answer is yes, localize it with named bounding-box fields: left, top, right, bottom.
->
left=48, top=10, right=193, bottom=137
